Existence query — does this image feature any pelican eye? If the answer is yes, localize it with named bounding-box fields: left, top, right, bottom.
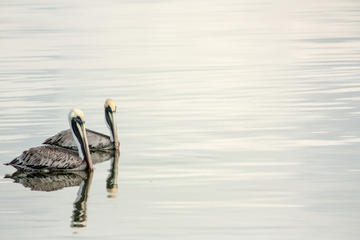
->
left=106, top=106, right=113, bottom=113
left=73, top=116, right=84, bottom=125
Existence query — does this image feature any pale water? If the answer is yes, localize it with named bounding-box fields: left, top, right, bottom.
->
left=1, top=0, right=360, bottom=239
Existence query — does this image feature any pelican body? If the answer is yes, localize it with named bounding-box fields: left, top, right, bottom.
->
left=6, top=109, right=93, bottom=171
left=44, top=99, right=119, bottom=151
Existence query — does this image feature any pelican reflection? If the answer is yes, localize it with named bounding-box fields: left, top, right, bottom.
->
left=106, top=150, right=120, bottom=198
left=5, top=150, right=120, bottom=228
left=5, top=170, right=93, bottom=228
left=71, top=171, right=93, bottom=228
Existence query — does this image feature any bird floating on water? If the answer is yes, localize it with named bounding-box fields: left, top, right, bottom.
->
left=5, top=109, right=94, bottom=171
left=44, top=99, right=119, bottom=151
left=6, top=150, right=120, bottom=227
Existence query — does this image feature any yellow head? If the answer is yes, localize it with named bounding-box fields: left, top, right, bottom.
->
left=104, top=98, right=116, bottom=113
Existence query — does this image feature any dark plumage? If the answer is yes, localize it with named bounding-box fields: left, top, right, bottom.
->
left=6, top=145, right=87, bottom=171
left=43, top=129, right=112, bottom=152
left=5, top=108, right=94, bottom=171
left=43, top=99, right=119, bottom=151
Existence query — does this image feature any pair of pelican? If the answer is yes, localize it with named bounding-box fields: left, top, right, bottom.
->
left=5, top=99, right=119, bottom=171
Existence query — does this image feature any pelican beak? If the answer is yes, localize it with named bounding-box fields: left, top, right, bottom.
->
left=80, top=123, right=93, bottom=171
left=105, top=106, right=120, bottom=150
left=69, top=109, right=93, bottom=171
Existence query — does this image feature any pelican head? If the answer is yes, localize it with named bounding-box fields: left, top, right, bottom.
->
left=68, top=109, right=93, bottom=171
left=104, top=98, right=119, bottom=150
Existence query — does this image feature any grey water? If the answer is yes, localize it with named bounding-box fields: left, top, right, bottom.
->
left=1, top=0, right=360, bottom=239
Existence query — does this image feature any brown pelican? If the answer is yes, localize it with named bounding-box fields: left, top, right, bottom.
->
left=5, top=109, right=93, bottom=171
left=43, top=99, right=119, bottom=151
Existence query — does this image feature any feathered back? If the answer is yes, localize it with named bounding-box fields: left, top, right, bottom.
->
left=43, top=129, right=112, bottom=151
left=7, top=145, right=86, bottom=171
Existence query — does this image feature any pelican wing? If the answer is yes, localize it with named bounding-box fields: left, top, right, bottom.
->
left=7, top=145, right=85, bottom=171
left=43, top=128, right=112, bottom=151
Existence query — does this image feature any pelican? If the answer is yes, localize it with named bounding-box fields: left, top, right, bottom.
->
left=5, top=109, right=93, bottom=171
left=43, top=99, right=119, bottom=151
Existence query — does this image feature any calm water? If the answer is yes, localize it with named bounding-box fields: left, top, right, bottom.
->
left=1, top=0, right=360, bottom=239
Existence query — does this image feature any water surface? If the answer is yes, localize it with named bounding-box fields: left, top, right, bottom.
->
left=1, top=0, right=360, bottom=239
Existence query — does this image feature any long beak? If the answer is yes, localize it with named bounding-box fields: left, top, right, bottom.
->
left=105, top=108, right=119, bottom=150
left=80, top=124, right=93, bottom=171
left=110, top=112, right=119, bottom=150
